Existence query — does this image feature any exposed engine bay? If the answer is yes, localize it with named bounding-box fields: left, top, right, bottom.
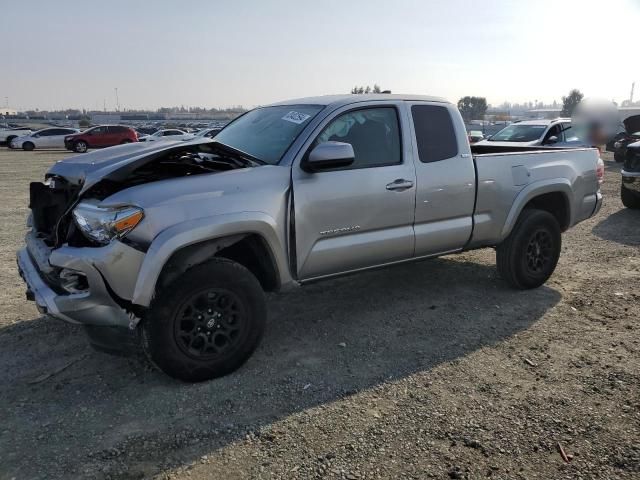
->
left=29, top=142, right=256, bottom=247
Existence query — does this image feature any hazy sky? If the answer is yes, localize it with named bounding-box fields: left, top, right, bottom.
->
left=2, top=0, right=639, bottom=111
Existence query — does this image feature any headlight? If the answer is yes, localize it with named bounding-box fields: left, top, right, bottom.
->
left=72, top=202, right=144, bottom=245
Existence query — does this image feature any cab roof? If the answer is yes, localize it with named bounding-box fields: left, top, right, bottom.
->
left=268, top=94, right=450, bottom=108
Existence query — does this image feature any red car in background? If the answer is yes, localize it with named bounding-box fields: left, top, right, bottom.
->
left=64, top=125, right=138, bottom=153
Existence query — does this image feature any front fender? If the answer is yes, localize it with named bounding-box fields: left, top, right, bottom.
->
left=131, top=211, right=291, bottom=306
left=500, top=179, right=572, bottom=238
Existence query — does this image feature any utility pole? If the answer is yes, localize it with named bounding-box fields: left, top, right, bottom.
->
left=114, top=87, right=120, bottom=112
left=630, top=82, right=635, bottom=104
left=4, top=97, right=7, bottom=108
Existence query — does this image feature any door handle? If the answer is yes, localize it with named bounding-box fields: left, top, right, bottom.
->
left=386, top=179, right=414, bottom=191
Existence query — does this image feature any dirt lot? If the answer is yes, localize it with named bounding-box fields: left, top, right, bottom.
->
left=0, top=148, right=638, bottom=480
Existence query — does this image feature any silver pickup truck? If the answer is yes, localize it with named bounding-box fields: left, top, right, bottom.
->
left=17, top=94, right=603, bottom=381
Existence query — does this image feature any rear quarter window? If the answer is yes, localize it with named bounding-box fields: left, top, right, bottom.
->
left=411, top=105, right=458, bottom=163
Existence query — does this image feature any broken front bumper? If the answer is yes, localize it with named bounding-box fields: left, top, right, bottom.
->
left=16, top=233, right=145, bottom=328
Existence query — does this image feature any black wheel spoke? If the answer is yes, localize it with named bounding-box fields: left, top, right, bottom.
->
left=525, top=228, right=554, bottom=274
left=173, top=287, right=247, bottom=361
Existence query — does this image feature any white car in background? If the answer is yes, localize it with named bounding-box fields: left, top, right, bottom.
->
left=475, top=118, right=573, bottom=147
left=1, top=127, right=32, bottom=146
left=137, top=129, right=190, bottom=142
left=10, top=127, right=79, bottom=151
left=188, top=126, right=223, bottom=140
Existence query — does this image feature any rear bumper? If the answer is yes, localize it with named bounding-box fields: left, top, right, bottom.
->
left=16, top=234, right=145, bottom=328
left=622, top=169, right=640, bottom=193
left=593, top=190, right=603, bottom=216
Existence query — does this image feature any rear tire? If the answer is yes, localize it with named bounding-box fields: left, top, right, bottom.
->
left=621, top=184, right=640, bottom=209
left=141, top=258, right=266, bottom=382
left=73, top=140, right=88, bottom=153
left=22, top=141, right=35, bottom=151
left=496, top=209, right=561, bottom=289
left=614, top=151, right=625, bottom=162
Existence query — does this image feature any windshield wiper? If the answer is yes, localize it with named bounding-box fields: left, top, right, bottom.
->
left=210, top=141, right=267, bottom=166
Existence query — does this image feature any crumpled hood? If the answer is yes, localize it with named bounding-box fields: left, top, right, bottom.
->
left=47, top=138, right=214, bottom=192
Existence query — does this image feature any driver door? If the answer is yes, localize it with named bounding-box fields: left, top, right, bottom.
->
left=292, top=104, right=416, bottom=280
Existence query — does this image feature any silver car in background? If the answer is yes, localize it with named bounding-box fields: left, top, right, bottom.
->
left=11, top=127, right=79, bottom=151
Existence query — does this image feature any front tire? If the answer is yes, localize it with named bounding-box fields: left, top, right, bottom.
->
left=621, top=184, right=640, bottom=209
left=73, top=140, right=88, bottom=153
left=141, top=258, right=266, bottom=382
left=22, top=141, right=35, bottom=151
left=496, top=209, right=561, bottom=289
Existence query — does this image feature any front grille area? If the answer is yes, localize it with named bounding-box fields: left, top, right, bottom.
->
left=29, top=177, right=79, bottom=246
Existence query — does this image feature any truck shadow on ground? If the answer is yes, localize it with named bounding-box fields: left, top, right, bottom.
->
left=0, top=256, right=561, bottom=479
left=592, top=207, right=640, bottom=246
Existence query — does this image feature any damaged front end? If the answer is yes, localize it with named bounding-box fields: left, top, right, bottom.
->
left=19, top=139, right=247, bottom=349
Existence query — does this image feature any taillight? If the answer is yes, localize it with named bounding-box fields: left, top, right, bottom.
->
left=596, top=157, right=605, bottom=185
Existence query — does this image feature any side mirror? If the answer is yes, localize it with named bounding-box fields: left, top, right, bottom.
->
left=302, top=141, right=355, bottom=172
left=545, top=135, right=558, bottom=145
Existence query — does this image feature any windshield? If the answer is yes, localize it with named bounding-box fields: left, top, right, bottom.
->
left=214, top=105, right=324, bottom=164
left=489, top=124, right=547, bottom=142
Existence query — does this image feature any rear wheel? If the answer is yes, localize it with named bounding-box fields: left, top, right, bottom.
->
left=73, top=140, right=88, bottom=153
left=614, top=151, right=625, bottom=162
left=621, top=183, right=640, bottom=209
left=22, top=141, right=35, bottom=151
left=496, top=209, right=561, bottom=289
left=141, top=258, right=266, bottom=382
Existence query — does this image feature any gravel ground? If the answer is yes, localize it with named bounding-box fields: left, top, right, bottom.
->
left=0, top=148, right=638, bottom=480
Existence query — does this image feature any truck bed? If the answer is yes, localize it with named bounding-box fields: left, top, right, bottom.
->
left=467, top=146, right=601, bottom=248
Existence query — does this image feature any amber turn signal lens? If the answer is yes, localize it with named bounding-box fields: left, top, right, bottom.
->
left=113, top=210, right=144, bottom=234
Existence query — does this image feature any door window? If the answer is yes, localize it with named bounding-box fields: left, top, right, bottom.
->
left=48, top=129, right=68, bottom=135
left=543, top=124, right=563, bottom=143
left=411, top=105, right=458, bottom=162
left=313, top=107, right=401, bottom=169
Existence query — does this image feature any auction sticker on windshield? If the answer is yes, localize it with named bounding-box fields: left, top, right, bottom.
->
left=282, top=111, right=311, bottom=124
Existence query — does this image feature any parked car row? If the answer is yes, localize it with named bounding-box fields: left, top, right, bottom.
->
left=3, top=124, right=223, bottom=152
